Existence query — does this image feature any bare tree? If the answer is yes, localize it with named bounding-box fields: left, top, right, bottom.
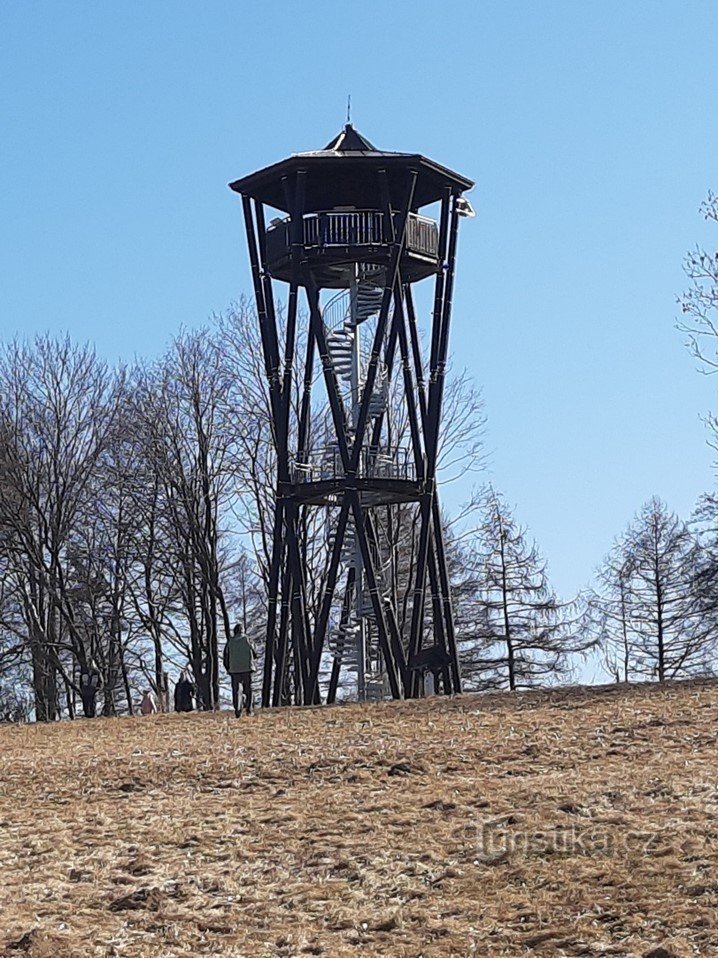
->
left=132, top=330, right=238, bottom=709
left=678, top=192, right=718, bottom=375
left=596, top=498, right=714, bottom=682
left=458, top=486, right=589, bottom=691
left=0, top=336, right=123, bottom=720
left=689, top=493, right=718, bottom=631
left=66, top=418, right=139, bottom=715
left=587, top=550, right=637, bottom=683
left=0, top=289, right=489, bottom=718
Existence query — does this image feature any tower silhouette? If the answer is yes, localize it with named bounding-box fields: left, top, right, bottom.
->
left=230, top=124, right=473, bottom=706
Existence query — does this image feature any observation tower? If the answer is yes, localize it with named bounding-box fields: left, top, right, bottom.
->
left=230, top=123, right=473, bottom=706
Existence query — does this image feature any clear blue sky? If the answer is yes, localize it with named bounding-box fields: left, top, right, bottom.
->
left=1, top=1, right=717, bottom=604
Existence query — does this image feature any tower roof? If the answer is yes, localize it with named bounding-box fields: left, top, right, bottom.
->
left=322, top=124, right=377, bottom=152
left=229, top=126, right=473, bottom=212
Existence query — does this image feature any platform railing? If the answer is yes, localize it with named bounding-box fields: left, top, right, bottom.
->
left=291, top=445, right=416, bottom=484
left=266, top=210, right=439, bottom=262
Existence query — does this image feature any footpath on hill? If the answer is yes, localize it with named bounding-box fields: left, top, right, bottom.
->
left=1, top=681, right=717, bottom=957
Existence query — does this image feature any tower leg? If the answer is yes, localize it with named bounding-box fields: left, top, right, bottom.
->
left=306, top=500, right=352, bottom=701
left=432, top=498, right=462, bottom=693
left=274, top=542, right=292, bottom=706
left=407, top=492, right=434, bottom=697
left=427, top=530, right=451, bottom=694
left=350, top=495, right=402, bottom=699
left=262, top=502, right=284, bottom=708
left=284, top=501, right=314, bottom=702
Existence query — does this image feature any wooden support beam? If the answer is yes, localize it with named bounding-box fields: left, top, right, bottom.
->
left=427, top=525, right=451, bottom=694
left=279, top=171, right=307, bottom=456
left=304, top=280, right=352, bottom=473
left=273, top=536, right=292, bottom=706
left=363, top=509, right=408, bottom=692
left=349, top=493, right=402, bottom=699
left=426, top=194, right=461, bottom=474
left=262, top=500, right=285, bottom=708
left=395, top=286, right=426, bottom=481
left=368, top=277, right=402, bottom=454
left=406, top=191, right=461, bottom=697
left=404, top=284, right=428, bottom=429
left=349, top=170, right=417, bottom=475
left=241, top=196, right=284, bottom=453
left=306, top=498, right=352, bottom=701
left=283, top=500, right=315, bottom=703
left=432, top=497, right=462, bottom=693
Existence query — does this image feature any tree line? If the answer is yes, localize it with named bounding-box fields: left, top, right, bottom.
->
left=1, top=194, right=717, bottom=720
left=0, top=300, right=486, bottom=720
left=451, top=193, right=718, bottom=690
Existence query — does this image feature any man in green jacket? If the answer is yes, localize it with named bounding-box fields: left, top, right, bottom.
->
left=223, top=623, right=255, bottom=717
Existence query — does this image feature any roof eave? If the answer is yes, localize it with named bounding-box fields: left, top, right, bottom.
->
left=229, top=153, right=473, bottom=199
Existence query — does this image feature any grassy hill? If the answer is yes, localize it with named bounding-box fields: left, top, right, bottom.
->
left=1, top=681, right=717, bottom=957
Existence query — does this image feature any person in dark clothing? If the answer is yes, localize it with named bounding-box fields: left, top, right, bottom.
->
left=174, top=670, right=195, bottom=713
left=223, top=624, right=255, bottom=717
left=79, top=665, right=102, bottom=718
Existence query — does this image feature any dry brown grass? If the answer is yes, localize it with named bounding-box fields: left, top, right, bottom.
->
left=1, top=681, right=718, bottom=957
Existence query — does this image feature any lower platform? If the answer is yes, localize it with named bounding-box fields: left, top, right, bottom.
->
left=277, top=477, right=424, bottom=507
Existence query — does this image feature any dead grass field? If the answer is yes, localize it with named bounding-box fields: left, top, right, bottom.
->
left=1, top=681, right=718, bottom=957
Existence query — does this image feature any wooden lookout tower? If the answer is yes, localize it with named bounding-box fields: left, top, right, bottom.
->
left=230, top=124, right=474, bottom=707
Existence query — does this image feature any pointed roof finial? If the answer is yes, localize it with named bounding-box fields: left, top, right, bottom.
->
left=346, top=94, right=351, bottom=125
left=323, top=124, right=377, bottom=152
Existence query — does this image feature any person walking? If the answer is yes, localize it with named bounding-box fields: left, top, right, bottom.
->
left=79, top=665, right=102, bottom=718
left=174, top=670, right=195, bottom=713
left=223, top=624, right=255, bottom=718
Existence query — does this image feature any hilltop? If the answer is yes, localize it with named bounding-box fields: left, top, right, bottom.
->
left=1, top=681, right=717, bottom=957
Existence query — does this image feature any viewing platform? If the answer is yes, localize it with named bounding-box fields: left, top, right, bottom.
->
left=281, top=445, right=421, bottom=506
left=265, top=208, right=440, bottom=287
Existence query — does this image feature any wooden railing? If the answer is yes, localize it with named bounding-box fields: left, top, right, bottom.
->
left=292, top=445, right=416, bottom=484
left=266, top=210, right=438, bottom=263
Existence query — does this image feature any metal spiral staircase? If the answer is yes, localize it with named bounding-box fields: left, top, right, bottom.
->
left=321, top=269, right=395, bottom=697
left=324, top=271, right=387, bottom=419
left=291, top=267, right=415, bottom=489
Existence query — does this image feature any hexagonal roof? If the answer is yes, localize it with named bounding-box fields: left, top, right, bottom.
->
left=228, top=124, right=473, bottom=213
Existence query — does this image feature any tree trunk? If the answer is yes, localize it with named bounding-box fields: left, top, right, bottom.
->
left=31, top=638, right=58, bottom=722
left=499, top=531, right=515, bottom=691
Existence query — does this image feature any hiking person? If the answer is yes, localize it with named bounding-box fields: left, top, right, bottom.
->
left=79, top=665, right=102, bottom=718
left=223, top=623, right=255, bottom=717
left=174, top=670, right=195, bottom=713
left=140, top=689, right=158, bottom=715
